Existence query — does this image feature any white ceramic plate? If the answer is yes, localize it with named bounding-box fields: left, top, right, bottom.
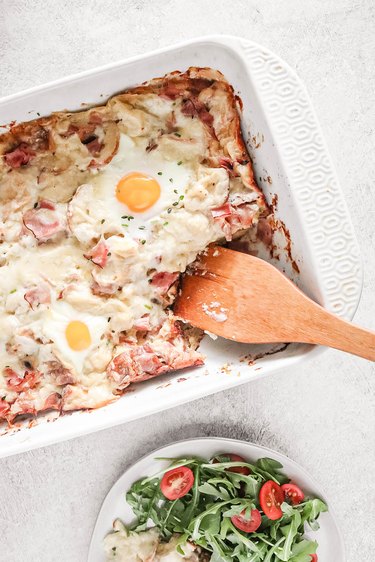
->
left=88, top=437, right=345, bottom=562
left=0, top=36, right=362, bottom=457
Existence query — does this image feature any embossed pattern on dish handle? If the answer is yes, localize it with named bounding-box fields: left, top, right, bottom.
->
left=239, top=39, right=362, bottom=321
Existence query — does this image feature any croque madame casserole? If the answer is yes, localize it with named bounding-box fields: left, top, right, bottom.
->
left=0, top=67, right=267, bottom=422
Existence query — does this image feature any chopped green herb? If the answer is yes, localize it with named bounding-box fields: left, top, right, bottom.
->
left=101, top=219, right=105, bottom=224
left=157, top=172, right=163, bottom=176
left=144, top=304, right=152, bottom=310
left=179, top=195, right=184, bottom=200
left=167, top=208, right=172, bottom=214
left=121, top=215, right=128, bottom=219
left=177, top=160, right=183, bottom=165
left=163, top=222, right=169, bottom=226
left=122, top=224, right=129, bottom=228
left=141, top=240, right=146, bottom=245
left=9, top=289, right=16, bottom=294
left=174, top=132, right=181, bottom=137
left=138, top=226, right=146, bottom=230
left=128, top=216, right=134, bottom=220
left=169, top=178, right=173, bottom=183
left=172, top=202, right=179, bottom=206
left=173, top=189, right=178, bottom=194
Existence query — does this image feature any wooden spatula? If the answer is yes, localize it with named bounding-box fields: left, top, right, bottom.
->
left=174, top=245, right=375, bottom=361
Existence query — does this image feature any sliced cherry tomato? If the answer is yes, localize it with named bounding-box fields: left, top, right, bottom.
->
left=310, top=555, right=318, bottom=561
left=231, top=508, right=262, bottom=533
left=213, top=453, right=251, bottom=475
left=281, top=483, right=305, bottom=505
left=160, top=466, right=194, bottom=500
left=259, top=480, right=284, bottom=520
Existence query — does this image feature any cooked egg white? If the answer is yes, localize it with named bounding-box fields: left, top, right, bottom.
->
left=42, top=301, right=109, bottom=373
left=92, top=134, right=193, bottom=240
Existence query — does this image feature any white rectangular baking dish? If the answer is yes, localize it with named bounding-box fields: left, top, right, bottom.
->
left=0, top=35, right=362, bottom=457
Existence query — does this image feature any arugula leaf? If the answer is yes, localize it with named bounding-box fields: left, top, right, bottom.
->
left=123, top=455, right=327, bottom=562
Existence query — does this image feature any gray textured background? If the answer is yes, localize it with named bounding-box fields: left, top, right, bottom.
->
left=0, top=1, right=374, bottom=561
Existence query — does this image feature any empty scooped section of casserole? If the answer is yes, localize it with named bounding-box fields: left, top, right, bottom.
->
left=0, top=67, right=267, bottom=422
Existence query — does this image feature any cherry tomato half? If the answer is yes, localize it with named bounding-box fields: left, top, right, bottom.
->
left=160, top=466, right=194, bottom=500
left=231, top=508, right=262, bottom=533
left=213, top=453, right=251, bottom=476
left=310, top=555, right=318, bottom=561
left=281, top=483, right=305, bottom=505
left=259, top=480, right=284, bottom=520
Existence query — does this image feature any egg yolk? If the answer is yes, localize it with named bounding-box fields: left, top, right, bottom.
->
left=65, top=321, right=91, bottom=351
left=116, top=172, right=161, bottom=212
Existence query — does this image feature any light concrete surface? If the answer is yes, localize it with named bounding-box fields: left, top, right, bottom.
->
left=0, top=1, right=374, bottom=560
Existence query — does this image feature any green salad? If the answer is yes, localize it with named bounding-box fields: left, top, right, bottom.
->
left=125, top=453, right=327, bottom=562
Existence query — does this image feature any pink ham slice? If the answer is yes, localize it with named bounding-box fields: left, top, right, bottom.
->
left=133, top=315, right=151, bottom=332
left=0, top=399, right=11, bottom=419
left=84, top=240, right=109, bottom=268
left=181, top=97, right=214, bottom=127
left=85, top=138, right=103, bottom=156
left=4, top=368, right=40, bottom=392
left=43, top=392, right=62, bottom=411
left=23, top=201, right=65, bottom=242
left=151, top=272, right=179, bottom=295
left=24, top=283, right=51, bottom=310
left=46, top=361, right=75, bottom=386
left=211, top=200, right=256, bottom=241
left=211, top=201, right=232, bottom=219
left=108, top=342, right=203, bottom=389
left=3, top=143, right=35, bottom=168
left=107, top=344, right=170, bottom=390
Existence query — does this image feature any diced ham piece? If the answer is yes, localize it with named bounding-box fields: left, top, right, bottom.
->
left=181, top=97, right=214, bottom=127
left=0, top=400, right=11, bottom=419
left=88, top=112, right=103, bottom=125
left=231, top=204, right=256, bottom=230
left=133, top=315, right=151, bottom=332
left=151, top=272, right=179, bottom=295
left=135, top=344, right=169, bottom=377
left=24, top=283, right=51, bottom=310
left=84, top=240, right=109, bottom=268
left=4, top=368, right=40, bottom=392
left=107, top=344, right=169, bottom=389
left=91, top=280, right=118, bottom=296
left=46, top=361, right=75, bottom=385
left=218, top=157, right=234, bottom=172
left=43, top=392, right=62, bottom=411
left=160, top=83, right=183, bottom=100
left=3, top=143, right=35, bottom=168
left=38, top=199, right=56, bottom=210
left=85, top=138, right=103, bottom=156
left=107, top=318, right=204, bottom=390
left=9, top=397, right=36, bottom=417
left=211, top=202, right=232, bottom=219
left=23, top=204, right=65, bottom=242
left=211, top=199, right=257, bottom=241
left=62, top=123, right=96, bottom=141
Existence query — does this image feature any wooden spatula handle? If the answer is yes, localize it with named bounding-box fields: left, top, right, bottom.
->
left=300, top=304, right=375, bottom=361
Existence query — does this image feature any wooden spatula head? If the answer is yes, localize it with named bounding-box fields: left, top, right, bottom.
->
left=174, top=246, right=375, bottom=360
left=174, top=245, right=301, bottom=343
